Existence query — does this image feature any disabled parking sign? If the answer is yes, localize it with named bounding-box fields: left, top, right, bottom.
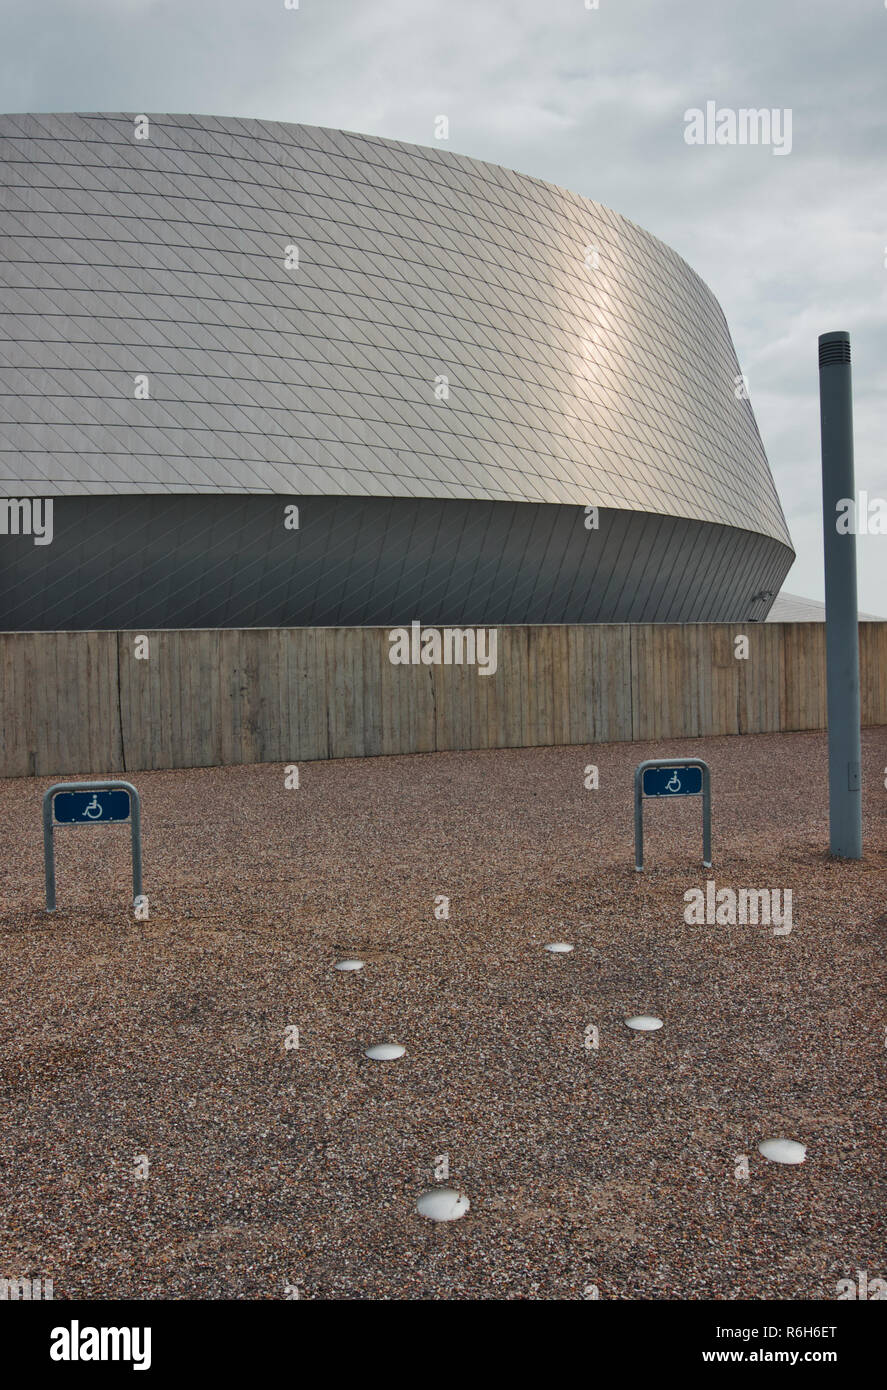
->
left=634, top=758, right=711, bottom=871
left=42, top=780, right=143, bottom=914
left=52, top=788, right=133, bottom=823
left=641, top=765, right=704, bottom=798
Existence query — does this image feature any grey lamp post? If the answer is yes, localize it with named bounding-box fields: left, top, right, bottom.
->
left=818, top=330, right=862, bottom=859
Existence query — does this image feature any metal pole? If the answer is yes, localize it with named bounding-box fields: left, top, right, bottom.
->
left=818, top=330, right=863, bottom=858
left=634, top=766, right=644, bottom=871
left=129, top=786, right=143, bottom=904
left=42, top=788, right=56, bottom=912
left=701, top=762, right=712, bottom=868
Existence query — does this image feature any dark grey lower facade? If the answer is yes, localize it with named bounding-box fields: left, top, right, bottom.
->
left=0, top=495, right=792, bottom=629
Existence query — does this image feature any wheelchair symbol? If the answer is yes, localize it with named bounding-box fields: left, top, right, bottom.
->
left=82, top=794, right=103, bottom=819
left=665, top=771, right=681, bottom=793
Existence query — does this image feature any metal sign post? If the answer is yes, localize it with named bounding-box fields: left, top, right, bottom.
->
left=818, top=330, right=862, bottom=858
left=634, top=758, right=711, bottom=872
left=43, top=780, right=142, bottom=913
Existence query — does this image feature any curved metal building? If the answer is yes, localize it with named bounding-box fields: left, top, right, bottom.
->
left=0, top=113, right=793, bottom=629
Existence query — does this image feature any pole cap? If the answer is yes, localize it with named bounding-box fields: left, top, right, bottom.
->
left=818, top=330, right=850, bottom=368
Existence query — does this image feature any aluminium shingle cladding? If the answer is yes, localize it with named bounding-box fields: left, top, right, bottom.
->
left=0, top=112, right=792, bottom=552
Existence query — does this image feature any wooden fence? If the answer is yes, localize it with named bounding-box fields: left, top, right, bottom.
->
left=1, top=623, right=885, bottom=778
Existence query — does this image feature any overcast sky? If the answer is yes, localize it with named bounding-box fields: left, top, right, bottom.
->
left=2, top=0, right=885, bottom=610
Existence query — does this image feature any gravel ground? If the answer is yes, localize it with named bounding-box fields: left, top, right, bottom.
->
left=1, top=728, right=885, bottom=1301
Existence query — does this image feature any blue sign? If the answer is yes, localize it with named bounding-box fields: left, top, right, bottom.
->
left=642, top=765, right=703, bottom=797
left=53, top=788, right=132, bottom=824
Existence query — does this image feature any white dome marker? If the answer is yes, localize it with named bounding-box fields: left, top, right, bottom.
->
left=544, top=942, right=574, bottom=954
left=364, top=1043, right=405, bottom=1060
left=335, top=959, right=364, bottom=972
left=759, top=1138, right=806, bottom=1165
left=416, top=1188, right=470, bottom=1221
left=625, top=1015, right=663, bottom=1031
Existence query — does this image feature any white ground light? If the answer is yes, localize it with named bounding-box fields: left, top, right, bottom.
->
left=759, top=1138, right=807, bottom=1164
left=416, top=1189, right=471, bottom=1221
left=625, top=1015, right=664, bottom=1031
left=544, top=942, right=574, bottom=953
left=334, top=959, right=364, bottom=971
left=364, top=1043, right=406, bottom=1060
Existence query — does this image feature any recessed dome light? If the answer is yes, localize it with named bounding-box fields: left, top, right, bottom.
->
left=335, top=959, right=364, bottom=971
left=625, top=1015, right=663, bottom=1031
left=759, top=1138, right=806, bottom=1164
left=364, top=1043, right=406, bottom=1060
left=544, top=942, right=574, bottom=953
left=416, top=1188, right=470, bottom=1221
